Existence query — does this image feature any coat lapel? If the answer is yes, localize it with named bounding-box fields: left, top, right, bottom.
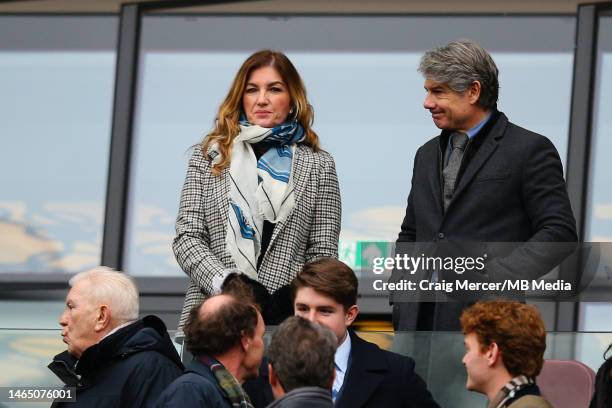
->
left=430, top=138, right=445, bottom=214
left=336, top=331, right=387, bottom=408
left=446, top=113, right=508, bottom=213
left=216, top=166, right=231, bottom=232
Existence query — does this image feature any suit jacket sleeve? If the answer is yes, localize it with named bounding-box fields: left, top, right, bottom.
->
left=402, top=358, right=440, bottom=408
left=391, top=148, right=421, bottom=304
left=398, top=147, right=420, bottom=242
left=304, top=151, right=341, bottom=262
left=487, top=134, right=578, bottom=282
left=173, top=148, right=228, bottom=295
left=520, top=134, right=577, bottom=243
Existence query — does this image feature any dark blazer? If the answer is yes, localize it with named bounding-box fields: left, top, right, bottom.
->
left=393, top=111, right=577, bottom=329
left=335, top=331, right=439, bottom=408
left=397, top=111, right=576, bottom=243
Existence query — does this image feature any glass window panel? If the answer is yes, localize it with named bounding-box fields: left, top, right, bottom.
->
left=586, top=16, right=612, bottom=243
left=0, top=17, right=117, bottom=273
left=126, top=15, right=574, bottom=276
left=580, top=16, right=612, bottom=331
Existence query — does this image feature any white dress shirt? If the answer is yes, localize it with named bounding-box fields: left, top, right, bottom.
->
left=332, top=331, right=351, bottom=402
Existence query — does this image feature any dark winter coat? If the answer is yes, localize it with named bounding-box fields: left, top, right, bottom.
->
left=48, top=315, right=183, bottom=408
left=153, top=358, right=235, bottom=408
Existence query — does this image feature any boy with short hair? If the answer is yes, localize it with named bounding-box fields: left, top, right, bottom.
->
left=292, top=258, right=439, bottom=408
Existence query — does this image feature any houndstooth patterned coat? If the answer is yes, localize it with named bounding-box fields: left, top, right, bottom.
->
left=173, top=143, right=341, bottom=329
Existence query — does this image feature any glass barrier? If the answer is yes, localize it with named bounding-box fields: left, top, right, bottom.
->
left=1, top=329, right=610, bottom=408
left=389, top=331, right=612, bottom=407
left=0, top=329, right=64, bottom=408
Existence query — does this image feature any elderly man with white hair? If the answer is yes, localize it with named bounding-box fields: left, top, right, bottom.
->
left=48, top=267, right=183, bottom=408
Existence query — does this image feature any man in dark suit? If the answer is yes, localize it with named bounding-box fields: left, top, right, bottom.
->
left=293, top=258, right=440, bottom=408
left=392, top=39, right=577, bottom=330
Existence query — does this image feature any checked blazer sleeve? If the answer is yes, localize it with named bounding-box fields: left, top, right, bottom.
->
left=173, top=148, right=231, bottom=296
left=305, top=151, right=342, bottom=262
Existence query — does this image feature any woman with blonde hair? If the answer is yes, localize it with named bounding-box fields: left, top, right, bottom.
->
left=173, top=50, right=341, bottom=328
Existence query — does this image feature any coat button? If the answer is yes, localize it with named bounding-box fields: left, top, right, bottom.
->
left=437, top=232, right=445, bottom=239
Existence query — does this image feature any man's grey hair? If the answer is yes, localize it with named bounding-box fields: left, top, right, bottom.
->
left=268, top=316, right=338, bottom=392
left=70, top=266, right=139, bottom=323
left=419, top=39, right=499, bottom=110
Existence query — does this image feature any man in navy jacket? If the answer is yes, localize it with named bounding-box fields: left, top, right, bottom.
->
left=48, top=267, right=183, bottom=408
left=155, top=294, right=265, bottom=407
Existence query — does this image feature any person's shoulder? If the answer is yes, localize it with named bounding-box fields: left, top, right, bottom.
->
left=379, top=347, right=417, bottom=373
left=163, top=371, right=220, bottom=396
left=105, top=350, right=180, bottom=391
left=124, top=348, right=181, bottom=370
left=297, top=144, right=332, bottom=158
left=155, top=372, right=223, bottom=407
left=422, top=134, right=441, bottom=147
left=507, top=394, right=554, bottom=408
left=296, top=144, right=336, bottom=167
left=414, top=135, right=441, bottom=159
left=180, top=143, right=217, bottom=177
left=351, top=332, right=416, bottom=372
left=349, top=333, right=440, bottom=406
left=172, top=371, right=216, bottom=386
left=118, top=317, right=183, bottom=369
left=188, top=143, right=211, bottom=163
left=504, top=119, right=556, bottom=150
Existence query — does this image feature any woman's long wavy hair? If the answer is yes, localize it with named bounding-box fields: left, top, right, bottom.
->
left=202, top=50, right=320, bottom=175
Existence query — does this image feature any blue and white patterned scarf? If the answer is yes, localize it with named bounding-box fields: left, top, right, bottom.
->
left=215, top=118, right=304, bottom=279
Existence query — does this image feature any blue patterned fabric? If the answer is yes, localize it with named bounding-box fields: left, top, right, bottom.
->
left=239, top=115, right=304, bottom=144
left=230, top=201, right=255, bottom=240
left=239, top=116, right=304, bottom=185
